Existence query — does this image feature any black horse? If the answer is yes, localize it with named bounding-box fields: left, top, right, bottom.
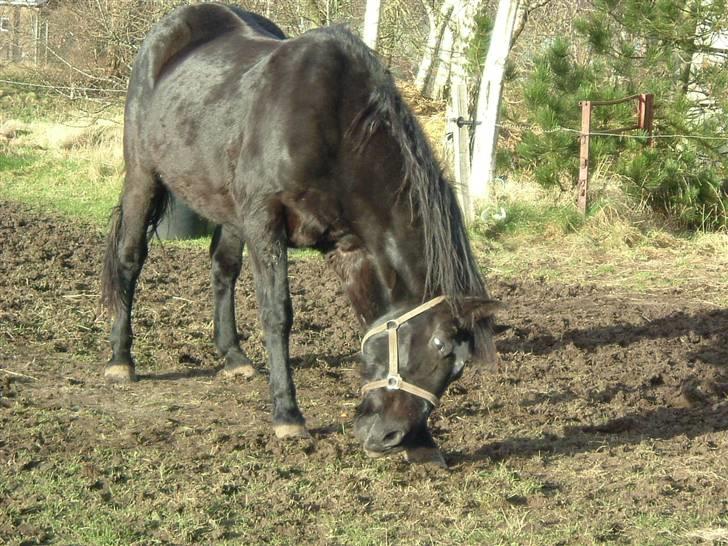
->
left=101, top=4, right=499, bottom=461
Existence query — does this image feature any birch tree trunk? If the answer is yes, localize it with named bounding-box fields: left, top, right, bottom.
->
left=362, top=0, right=384, bottom=50
left=469, top=0, right=524, bottom=203
left=427, top=21, right=454, bottom=99
left=415, top=0, right=455, bottom=95
left=446, top=0, right=481, bottom=220
left=425, top=0, right=482, bottom=100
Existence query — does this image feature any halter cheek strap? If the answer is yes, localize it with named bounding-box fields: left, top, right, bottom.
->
left=360, top=295, right=447, bottom=407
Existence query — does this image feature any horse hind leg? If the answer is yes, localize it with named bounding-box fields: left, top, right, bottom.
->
left=209, top=225, right=255, bottom=378
left=101, top=167, right=168, bottom=383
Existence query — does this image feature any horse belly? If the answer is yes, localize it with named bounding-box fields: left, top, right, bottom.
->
left=144, top=95, right=244, bottom=224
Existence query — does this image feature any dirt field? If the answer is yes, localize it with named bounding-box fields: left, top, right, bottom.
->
left=1, top=198, right=726, bottom=545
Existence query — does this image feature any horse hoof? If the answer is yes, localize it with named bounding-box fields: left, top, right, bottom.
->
left=104, top=363, right=136, bottom=383
left=404, top=446, right=448, bottom=468
left=273, top=423, right=311, bottom=440
left=221, top=362, right=256, bottom=379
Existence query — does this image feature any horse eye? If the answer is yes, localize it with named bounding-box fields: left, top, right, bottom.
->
left=432, top=337, right=452, bottom=356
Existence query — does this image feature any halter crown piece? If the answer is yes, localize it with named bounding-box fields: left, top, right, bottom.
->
left=360, top=296, right=447, bottom=407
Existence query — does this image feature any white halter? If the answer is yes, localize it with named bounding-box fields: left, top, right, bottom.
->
left=360, top=296, right=447, bottom=407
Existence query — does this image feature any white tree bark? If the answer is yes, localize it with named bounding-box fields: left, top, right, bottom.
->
left=362, top=0, right=384, bottom=50
left=415, top=0, right=455, bottom=95
left=687, top=0, right=728, bottom=112
left=469, top=0, right=524, bottom=202
left=426, top=0, right=483, bottom=100
left=427, top=21, right=454, bottom=99
left=446, top=0, right=480, bottom=220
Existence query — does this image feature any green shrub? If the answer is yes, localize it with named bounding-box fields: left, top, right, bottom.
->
left=512, top=1, right=728, bottom=231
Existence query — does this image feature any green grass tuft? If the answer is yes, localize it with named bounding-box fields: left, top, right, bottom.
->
left=0, top=150, right=122, bottom=228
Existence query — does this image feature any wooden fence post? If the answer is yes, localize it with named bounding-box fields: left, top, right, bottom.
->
left=577, top=100, right=592, bottom=215
left=577, top=93, right=655, bottom=214
left=450, top=82, right=473, bottom=224
left=638, top=93, right=655, bottom=147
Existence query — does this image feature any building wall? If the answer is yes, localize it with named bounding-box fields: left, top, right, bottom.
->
left=0, top=5, right=47, bottom=64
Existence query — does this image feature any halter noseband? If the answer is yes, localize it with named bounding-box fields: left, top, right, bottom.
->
left=360, top=296, right=447, bottom=407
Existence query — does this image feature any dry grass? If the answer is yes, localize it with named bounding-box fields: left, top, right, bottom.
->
left=0, top=108, right=125, bottom=224
left=685, top=527, right=728, bottom=543
left=471, top=172, right=728, bottom=306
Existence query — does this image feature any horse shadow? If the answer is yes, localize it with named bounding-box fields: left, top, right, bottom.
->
left=497, top=308, right=728, bottom=365
left=452, top=307, right=728, bottom=464
left=137, top=368, right=220, bottom=381
left=448, top=403, right=728, bottom=465
left=138, top=348, right=360, bottom=383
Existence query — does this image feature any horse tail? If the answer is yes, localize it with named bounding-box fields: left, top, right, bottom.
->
left=101, top=204, right=125, bottom=315
left=101, top=182, right=170, bottom=315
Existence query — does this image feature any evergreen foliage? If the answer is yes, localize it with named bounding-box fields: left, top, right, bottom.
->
left=515, top=0, right=727, bottom=230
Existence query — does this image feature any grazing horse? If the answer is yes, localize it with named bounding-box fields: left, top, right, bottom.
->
left=101, top=4, right=499, bottom=461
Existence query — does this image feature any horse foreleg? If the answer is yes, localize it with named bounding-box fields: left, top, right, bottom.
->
left=210, top=225, right=255, bottom=378
left=247, top=230, right=308, bottom=439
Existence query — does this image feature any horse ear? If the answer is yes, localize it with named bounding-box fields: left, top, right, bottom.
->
left=457, top=297, right=502, bottom=366
left=457, top=297, right=501, bottom=325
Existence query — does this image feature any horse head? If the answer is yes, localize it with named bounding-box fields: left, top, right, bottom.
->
left=354, top=297, right=500, bottom=458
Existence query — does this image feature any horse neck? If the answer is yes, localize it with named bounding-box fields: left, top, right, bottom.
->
left=331, top=209, right=432, bottom=329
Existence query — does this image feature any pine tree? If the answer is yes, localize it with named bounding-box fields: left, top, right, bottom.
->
left=516, top=0, right=728, bottom=230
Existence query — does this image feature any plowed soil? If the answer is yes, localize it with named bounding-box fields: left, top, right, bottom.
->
left=1, top=199, right=726, bottom=545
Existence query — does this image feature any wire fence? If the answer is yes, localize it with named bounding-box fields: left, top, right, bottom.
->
left=3, top=76, right=728, bottom=143
left=495, top=121, right=728, bottom=142
left=0, top=77, right=125, bottom=94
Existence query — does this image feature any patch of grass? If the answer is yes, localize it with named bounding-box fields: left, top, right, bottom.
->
left=475, top=201, right=585, bottom=240
left=150, top=236, right=212, bottom=250
left=0, top=152, right=37, bottom=172
left=0, top=76, right=121, bottom=122
left=0, top=87, right=64, bottom=122
left=469, top=178, right=728, bottom=305
left=0, top=151, right=122, bottom=227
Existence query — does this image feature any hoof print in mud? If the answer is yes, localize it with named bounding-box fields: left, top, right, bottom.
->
left=104, top=364, right=136, bottom=384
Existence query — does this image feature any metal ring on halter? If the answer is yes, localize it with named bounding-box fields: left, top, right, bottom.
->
left=386, top=375, right=402, bottom=389
left=359, top=296, right=447, bottom=407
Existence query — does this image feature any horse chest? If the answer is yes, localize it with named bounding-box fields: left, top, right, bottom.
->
left=279, top=190, right=348, bottom=249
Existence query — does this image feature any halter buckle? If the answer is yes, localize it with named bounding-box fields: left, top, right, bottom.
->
left=386, top=374, right=402, bottom=390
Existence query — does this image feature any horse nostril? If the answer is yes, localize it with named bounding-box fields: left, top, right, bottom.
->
left=381, top=429, right=405, bottom=448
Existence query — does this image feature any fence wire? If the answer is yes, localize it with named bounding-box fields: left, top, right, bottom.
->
left=0, top=77, right=125, bottom=94
left=2, top=77, right=728, bottom=143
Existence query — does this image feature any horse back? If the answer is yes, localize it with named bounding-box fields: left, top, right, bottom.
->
left=130, top=4, right=283, bottom=95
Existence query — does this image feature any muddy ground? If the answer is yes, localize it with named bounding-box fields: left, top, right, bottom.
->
left=0, top=199, right=726, bottom=545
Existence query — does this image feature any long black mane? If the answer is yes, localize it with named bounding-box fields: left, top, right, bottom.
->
left=328, top=27, right=488, bottom=304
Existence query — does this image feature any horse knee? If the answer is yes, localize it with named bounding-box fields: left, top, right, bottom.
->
left=260, top=305, right=292, bottom=336
left=212, top=256, right=241, bottom=285
left=118, top=244, right=147, bottom=276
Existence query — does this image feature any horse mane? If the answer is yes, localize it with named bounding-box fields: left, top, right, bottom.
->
left=322, top=27, right=489, bottom=305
